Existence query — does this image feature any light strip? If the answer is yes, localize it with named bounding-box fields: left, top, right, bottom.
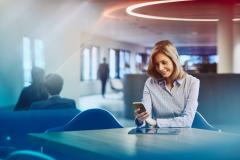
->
left=126, top=0, right=240, bottom=22
left=233, top=18, right=240, bottom=21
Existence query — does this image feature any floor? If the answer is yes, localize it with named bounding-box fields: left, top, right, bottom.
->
left=79, top=93, right=240, bottom=134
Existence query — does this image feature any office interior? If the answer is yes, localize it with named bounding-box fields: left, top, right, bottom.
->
left=1, top=0, right=240, bottom=159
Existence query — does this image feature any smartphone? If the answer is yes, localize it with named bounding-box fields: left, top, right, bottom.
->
left=133, top=102, right=146, bottom=114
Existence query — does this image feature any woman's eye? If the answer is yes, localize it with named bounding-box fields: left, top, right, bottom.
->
left=162, top=61, right=168, bottom=65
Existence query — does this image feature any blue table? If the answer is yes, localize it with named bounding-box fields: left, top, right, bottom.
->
left=29, top=128, right=240, bottom=160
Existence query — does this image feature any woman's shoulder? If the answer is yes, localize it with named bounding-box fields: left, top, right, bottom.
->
left=145, top=77, right=159, bottom=85
left=185, top=74, right=200, bottom=83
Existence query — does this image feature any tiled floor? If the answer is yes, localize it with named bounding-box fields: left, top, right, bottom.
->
left=79, top=93, right=240, bottom=134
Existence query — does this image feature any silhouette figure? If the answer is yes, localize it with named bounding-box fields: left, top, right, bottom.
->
left=30, top=73, right=76, bottom=110
left=15, top=67, right=48, bottom=111
left=97, top=57, right=109, bottom=98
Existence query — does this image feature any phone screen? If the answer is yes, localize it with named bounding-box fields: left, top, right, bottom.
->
left=133, top=102, right=146, bottom=113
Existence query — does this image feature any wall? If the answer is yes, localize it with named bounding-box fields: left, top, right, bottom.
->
left=0, top=26, right=22, bottom=108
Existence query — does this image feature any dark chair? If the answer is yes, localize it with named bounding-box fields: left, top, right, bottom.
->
left=5, top=150, right=55, bottom=160
left=47, top=108, right=123, bottom=132
left=192, top=111, right=221, bottom=132
left=110, top=79, right=123, bottom=92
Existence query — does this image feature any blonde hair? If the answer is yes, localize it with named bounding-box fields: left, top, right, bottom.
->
left=147, top=40, right=186, bottom=80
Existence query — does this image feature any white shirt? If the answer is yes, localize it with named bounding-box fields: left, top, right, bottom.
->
left=142, top=74, right=200, bottom=128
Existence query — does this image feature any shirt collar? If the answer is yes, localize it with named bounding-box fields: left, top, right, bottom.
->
left=176, top=78, right=184, bottom=85
left=158, top=78, right=184, bottom=86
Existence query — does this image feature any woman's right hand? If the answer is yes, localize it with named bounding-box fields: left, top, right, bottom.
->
left=134, top=108, right=150, bottom=124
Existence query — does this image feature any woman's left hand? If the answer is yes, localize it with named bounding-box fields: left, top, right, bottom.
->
left=146, top=118, right=157, bottom=127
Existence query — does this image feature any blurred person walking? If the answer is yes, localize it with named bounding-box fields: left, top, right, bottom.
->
left=97, top=57, right=109, bottom=98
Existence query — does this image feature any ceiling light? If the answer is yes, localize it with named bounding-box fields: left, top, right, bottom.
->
left=126, top=0, right=240, bottom=22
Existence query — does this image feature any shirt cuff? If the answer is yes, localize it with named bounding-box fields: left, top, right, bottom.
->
left=135, top=118, right=146, bottom=128
left=156, top=118, right=174, bottom=128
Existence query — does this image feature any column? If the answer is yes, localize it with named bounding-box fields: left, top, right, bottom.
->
left=217, top=4, right=234, bottom=73
left=233, top=22, right=240, bottom=73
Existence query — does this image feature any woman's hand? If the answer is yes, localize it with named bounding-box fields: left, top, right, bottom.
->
left=134, top=108, right=149, bottom=124
left=146, top=117, right=157, bottom=127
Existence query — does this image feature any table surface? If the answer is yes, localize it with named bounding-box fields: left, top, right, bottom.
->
left=29, top=127, right=240, bottom=160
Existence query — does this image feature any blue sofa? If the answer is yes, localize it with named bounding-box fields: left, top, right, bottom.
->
left=0, top=109, right=80, bottom=153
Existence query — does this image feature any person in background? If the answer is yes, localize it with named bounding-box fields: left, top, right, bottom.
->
left=14, top=67, right=48, bottom=111
left=30, top=73, right=76, bottom=110
left=135, top=40, right=200, bottom=128
left=97, top=57, right=110, bottom=98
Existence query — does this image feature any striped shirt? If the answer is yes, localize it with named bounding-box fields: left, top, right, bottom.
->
left=142, top=74, right=200, bottom=128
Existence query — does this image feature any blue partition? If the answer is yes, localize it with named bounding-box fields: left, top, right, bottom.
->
left=0, top=109, right=80, bottom=150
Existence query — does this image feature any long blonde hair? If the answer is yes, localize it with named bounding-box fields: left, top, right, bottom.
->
left=147, top=40, right=186, bottom=80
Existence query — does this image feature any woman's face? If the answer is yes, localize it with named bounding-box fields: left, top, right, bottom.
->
left=154, top=53, right=174, bottom=79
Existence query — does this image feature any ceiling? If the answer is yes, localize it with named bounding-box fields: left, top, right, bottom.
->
left=95, top=0, right=240, bottom=47
left=1, top=0, right=240, bottom=47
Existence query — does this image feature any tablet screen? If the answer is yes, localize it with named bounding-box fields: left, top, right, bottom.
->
left=128, top=127, right=180, bottom=135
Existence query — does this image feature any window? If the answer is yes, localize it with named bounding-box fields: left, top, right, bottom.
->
left=109, top=49, right=116, bottom=79
left=23, top=37, right=32, bottom=86
left=82, top=48, right=91, bottom=80
left=135, top=53, right=149, bottom=73
left=209, top=55, right=218, bottom=64
left=80, top=46, right=100, bottom=81
left=22, top=37, right=45, bottom=86
left=109, top=49, right=132, bottom=79
left=119, top=50, right=131, bottom=78
left=34, top=39, right=45, bottom=68
left=119, top=50, right=125, bottom=78
left=136, top=54, right=142, bottom=64
left=179, top=55, right=191, bottom=65
left=91, top=47, right=99, bottom=80
left=125, top=51, right=131, bottom=65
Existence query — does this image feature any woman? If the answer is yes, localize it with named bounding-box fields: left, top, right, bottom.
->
left=135, top=40, right=200, bottom=128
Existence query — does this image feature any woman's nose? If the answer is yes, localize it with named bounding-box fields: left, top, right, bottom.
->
left=158, top=64, right=163, bottom=71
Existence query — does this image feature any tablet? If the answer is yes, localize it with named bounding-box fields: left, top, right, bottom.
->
left=128, top=127, right=180, bottom=135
